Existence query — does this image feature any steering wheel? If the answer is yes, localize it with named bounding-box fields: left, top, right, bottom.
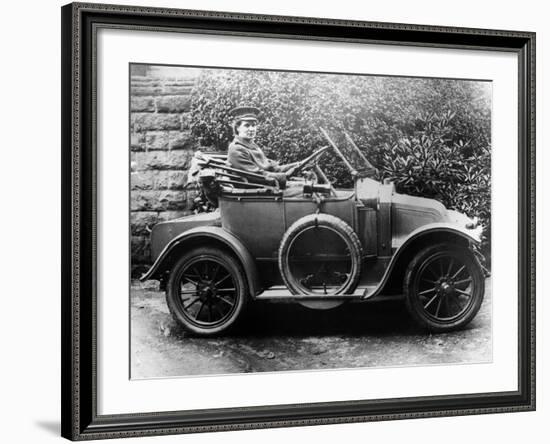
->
left=301, top=168, right=318, bottom=183
left=285, top=146, right=330, bottom=178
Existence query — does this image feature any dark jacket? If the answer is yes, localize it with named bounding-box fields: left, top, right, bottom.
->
left=227, top=137, right=280, bottom=173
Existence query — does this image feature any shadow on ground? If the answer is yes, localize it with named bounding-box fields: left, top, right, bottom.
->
left=130, top=279, right=491, bottom=378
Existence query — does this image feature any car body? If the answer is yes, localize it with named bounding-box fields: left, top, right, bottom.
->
left=141, top=131, right=486, bottom=336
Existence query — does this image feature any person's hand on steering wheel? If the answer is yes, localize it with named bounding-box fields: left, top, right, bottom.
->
left=283, top=146, right=330, bottom=179
left=302, top=169, right=318, bottom=182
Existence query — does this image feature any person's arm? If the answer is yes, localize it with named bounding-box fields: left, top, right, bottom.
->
left=227, top=144, right=263, bottom=173
left=277, top=161, right=300, bottom=173
left=264, top=158, right=281, bottom=172
left=251, top=145, right=279, bottom=172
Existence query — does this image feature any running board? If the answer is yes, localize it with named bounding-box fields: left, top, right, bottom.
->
left=254, top=285, right=404, bottom=301
left=255, top=286, right=368, bottom=300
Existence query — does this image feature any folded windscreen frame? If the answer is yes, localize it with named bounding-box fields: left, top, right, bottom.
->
left=319, top=128, right=378, bottom=179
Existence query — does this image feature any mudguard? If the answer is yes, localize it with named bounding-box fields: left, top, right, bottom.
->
left=393, top=222, right=483, bottom=249
left=140, top=226, right=261, bottom=296
left=364, top=222, right=483, bottom=300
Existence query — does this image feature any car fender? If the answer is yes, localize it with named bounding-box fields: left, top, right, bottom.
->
left=393, top=222, right=483, bottom=249
left=364, top=223, right=483, bottom=300
left=140, top=226, right=261, bottom=296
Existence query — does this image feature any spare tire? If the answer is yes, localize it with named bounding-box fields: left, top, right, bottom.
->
left=278, top=214, right=363, bottom=296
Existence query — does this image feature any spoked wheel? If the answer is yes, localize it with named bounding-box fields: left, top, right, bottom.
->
left=404, top=244, right=484, bottom=332
left=166, top=247, right=247, bottom=336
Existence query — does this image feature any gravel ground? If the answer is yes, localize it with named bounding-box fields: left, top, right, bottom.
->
left=130, top=278, right=492, bottom=379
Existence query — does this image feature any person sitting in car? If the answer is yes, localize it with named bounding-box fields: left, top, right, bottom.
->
left=227, top=106, right=298, bottom=189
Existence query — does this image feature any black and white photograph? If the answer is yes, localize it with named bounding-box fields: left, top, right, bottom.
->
left=54, top=1, right=536, bottom=441
left=130, top=64, right=492, bottom=379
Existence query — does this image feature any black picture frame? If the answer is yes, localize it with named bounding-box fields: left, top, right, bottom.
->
left=61, top=2, right=536, bottom=440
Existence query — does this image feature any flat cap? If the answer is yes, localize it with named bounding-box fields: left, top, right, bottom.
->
left=229, top=106, right=260, bottom=121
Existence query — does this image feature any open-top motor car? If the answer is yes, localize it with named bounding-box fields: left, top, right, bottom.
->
left=141, top=129, right=486, bottom=336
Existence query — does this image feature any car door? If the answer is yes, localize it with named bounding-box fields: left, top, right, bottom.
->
left=219, top=196, right=285, bottom=259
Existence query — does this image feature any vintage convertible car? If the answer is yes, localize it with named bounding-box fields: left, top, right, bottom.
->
left=141, top=129, right=486, bottom=336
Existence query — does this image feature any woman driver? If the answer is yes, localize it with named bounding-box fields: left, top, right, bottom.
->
left=226, top=106, right=298, bottom=189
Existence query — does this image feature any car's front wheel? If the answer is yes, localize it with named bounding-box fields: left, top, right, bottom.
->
left=404, top=243, right=484, bottom=332
left=166, top=247, right=247, bottom=336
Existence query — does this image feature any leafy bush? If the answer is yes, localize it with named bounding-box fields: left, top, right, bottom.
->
left=189, top=69, right=491, bottom=259
left=378, top=111, right=491, bottom=254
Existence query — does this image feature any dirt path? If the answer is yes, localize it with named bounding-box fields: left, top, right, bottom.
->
left=130, top=279, right=492, bottom=379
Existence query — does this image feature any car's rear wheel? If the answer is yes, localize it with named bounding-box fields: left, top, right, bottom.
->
left=404, top=243, right=484, bottom=332
left=166, top=247, right=247, bottom=336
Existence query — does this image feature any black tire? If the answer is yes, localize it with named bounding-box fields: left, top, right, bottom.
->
left=278, top=214, right=362, bottom=296
left=166, top=247, right=247, bottom=336
left=404, top=243, right=485, bottom=332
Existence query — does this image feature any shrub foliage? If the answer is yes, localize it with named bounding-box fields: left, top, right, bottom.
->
left=189, top=69, right=491, bottom=257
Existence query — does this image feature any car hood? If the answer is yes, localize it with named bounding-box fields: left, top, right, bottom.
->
left=391, top=193, right=480, bottom=239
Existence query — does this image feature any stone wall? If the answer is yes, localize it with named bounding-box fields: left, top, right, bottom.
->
left=130, top=67, right=201, bottom=276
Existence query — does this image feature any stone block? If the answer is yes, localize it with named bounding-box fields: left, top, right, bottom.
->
left=130, top=211, right=159, bottom=235
left=131, top=85, right=163, bottom=96
left=129, top=68, right=148, bottom=79
left=131, top=150, right=192, bottom=171
left=163, top=80, right=196, bottom=87
left=132, top=113, right=181, bottom=131
left=131, top=170, right=187, bottom=190
left=130, top=190, right=188, bottom=211
left=162, top=86, right=193, bottom=95
left=145, top=131, right=170, bottom=151
left=156, top=170, right=187, bottom=190
left=130, top=171, right=154, bottom=191
left=130, top=132, right=146, bottom=152
left=143, top=130, right=195, bottom=151
left=157, top=210, right=193, bottom=222
left=131, top=96, right=155, bottom=112
left=169, top=130, right=195, bottom=150
left=131, top=79, right=162, bottom=86
left=156, top=95, right=191, bottom=113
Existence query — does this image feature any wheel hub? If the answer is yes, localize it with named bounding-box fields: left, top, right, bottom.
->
left=198, top=282, right=217, bottom=301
